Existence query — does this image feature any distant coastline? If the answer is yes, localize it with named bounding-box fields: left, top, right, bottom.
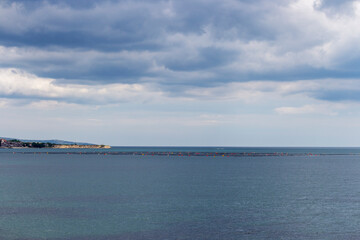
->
left=0, top=138, right=110, bottom=149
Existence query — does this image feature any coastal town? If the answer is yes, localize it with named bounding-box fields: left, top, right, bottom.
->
left=0, top=138, right=110, bottom=149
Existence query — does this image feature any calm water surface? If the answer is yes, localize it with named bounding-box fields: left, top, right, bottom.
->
left=1, top=150, right=360, bottom=239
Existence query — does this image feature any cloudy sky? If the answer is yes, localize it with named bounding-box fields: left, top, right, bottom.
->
left=1, top=0, right=360, bottom=146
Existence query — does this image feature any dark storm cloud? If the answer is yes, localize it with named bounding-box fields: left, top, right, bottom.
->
left=0, top=0, right=284, bottom=50
left=0, top=1, right=166, bottom=51
left=1, top=0, right=360, bottom=103
left=3, top=0, right=117, bottom=10
left=0, top=0, right=293, bottom=83
left=167, top=0, right=290, bottom=41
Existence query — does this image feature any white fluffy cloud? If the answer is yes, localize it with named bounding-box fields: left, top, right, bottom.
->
left=0, top=68, right=165, bottom=104
left=275, top=104, right=339, bottom=115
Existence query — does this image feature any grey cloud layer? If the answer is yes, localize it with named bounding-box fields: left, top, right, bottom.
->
left=1, top=0, right=360, bottom=102
left=2, top=68, right=360, bottom=108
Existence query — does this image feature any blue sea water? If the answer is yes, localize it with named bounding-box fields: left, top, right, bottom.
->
left=1, top=147, right=360, bottom=239
left=3, top=146, right=360, bottom=155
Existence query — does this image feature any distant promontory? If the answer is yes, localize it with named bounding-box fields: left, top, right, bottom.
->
left=0, top=138, right=110, bottom=149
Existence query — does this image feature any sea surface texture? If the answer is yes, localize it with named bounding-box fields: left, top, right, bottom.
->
left=1, top=147, right=360, bottom=239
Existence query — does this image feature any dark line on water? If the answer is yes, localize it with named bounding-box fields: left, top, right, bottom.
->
left=0, top=151, right=358, bottom=157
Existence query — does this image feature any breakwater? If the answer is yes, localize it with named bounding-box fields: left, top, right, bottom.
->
left=1, top=151, right=358, bottom=157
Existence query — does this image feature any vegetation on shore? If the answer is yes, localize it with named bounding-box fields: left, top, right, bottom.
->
left=0, top=138, right=110, bottom=149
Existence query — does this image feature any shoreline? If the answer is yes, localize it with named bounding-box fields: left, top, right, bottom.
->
left=0, top=145, right=111, bottom=149
left=1, top=138, right=110, bottom=149
left=52, top=144, right=111, bottom=149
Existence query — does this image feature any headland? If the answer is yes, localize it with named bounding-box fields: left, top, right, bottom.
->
left=0, top=138, right=110, bottom=149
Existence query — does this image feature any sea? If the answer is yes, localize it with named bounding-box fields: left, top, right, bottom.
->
left=1, top=147, right=360, bottom=239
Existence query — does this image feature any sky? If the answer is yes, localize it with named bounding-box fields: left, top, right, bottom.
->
left=1, top=0, right=360, bottom=146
